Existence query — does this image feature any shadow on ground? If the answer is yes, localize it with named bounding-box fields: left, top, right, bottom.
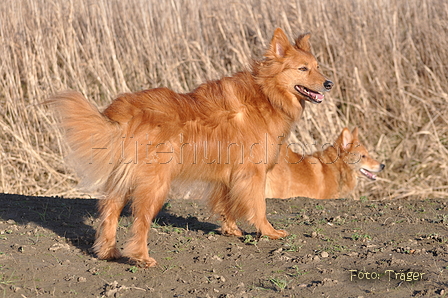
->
left=0, top=193, right=219, bottom=255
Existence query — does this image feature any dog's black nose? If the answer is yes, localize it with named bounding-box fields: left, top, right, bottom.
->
left=324, top=80, right=334, bottom=90
left=380, top=164, right=385, bottom=170
left=324, top=80, right=333, bottom=90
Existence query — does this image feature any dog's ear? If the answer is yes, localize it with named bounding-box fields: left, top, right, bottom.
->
left=351, top=127, right=359, bottom=140
left=295, top=33, right=311, bottom=52
left=266, top=28, right=292, bottom=59
left=340, top=127, right=353, bottom=150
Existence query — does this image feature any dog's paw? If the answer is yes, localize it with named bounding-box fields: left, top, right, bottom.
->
left=261, top=229, right=288, bottom=240
left=220, top=218, right=244, bottom=237
left=96, top=247, right=122, bottom=260
left=133, top=257, right=158, bottom=268
left=221, top=227, right=244, bottom=237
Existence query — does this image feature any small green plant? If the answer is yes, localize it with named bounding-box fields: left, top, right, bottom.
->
left=152, top=218, right=161, bottom=228
left=118, top=217, right=131, bottom=229
left=287, top=265, right=308, bottom=277
left=319, top=218, right=330, bottom=224
left=272, top=269, right=285, bottom=274
left=269, top=278, right=288, bottom=291
left=128, top=266, right=138, bottom=273
left=172, top=227, right=184, bottom=234
left=282, top=234, right=302, bottom=252
left=0, top=270, right=17, bottom=286
left=243, top=235, right=258, bottom=245
left=315, top=204, right=324, bottom=210
left=162, top=202, right=172, bottom=210
left=333, top=217, right=346, bottom=225
left=160, top=224, right=184, bottom=234
left=160, top=264, right=176, bottom=273
left=327, top=244, right=347, bottom=253
left=285, top=234, right=297, bottom=240
left=171, top=237, right=192, bottom=252
left=233, top=262, right=243, bottom=271
left=351, top=233, right=372, bottom=241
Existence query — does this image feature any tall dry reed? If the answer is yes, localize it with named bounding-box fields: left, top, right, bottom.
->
left=0, top=0, right=446, bottom=199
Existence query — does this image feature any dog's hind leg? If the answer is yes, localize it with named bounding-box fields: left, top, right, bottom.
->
left=221, top=214, right=244, bottom=237
left=207, top=183, right=244, bottom=236
left=122, top=174, right=170, bottom=267
left=93, top=194, right=128, bottom=260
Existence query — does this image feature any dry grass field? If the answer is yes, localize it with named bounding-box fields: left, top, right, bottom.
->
left=1, top=1, right=448, bottom=297
left=1, top=0, right=447, bottom=200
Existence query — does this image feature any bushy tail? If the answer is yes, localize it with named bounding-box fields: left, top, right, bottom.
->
left=50, top=91, right=126, bottom=195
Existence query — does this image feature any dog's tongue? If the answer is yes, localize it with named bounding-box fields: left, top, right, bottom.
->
left=310, top=91, right=324, bottom=101
left=360, top=168, right=377, bottom=180
left=296, top=85, right=324, bottom=103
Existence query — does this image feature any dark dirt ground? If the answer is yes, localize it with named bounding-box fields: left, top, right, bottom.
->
left=0, top=193, right=447, bottom=298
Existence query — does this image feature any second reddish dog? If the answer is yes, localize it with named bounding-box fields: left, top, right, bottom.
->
left=266, top=128, right=384, bottom=200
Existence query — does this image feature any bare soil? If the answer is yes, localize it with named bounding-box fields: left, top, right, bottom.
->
left=0, top=193, right=447, bottom=297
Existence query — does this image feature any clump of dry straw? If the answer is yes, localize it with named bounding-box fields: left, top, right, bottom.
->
left=0, top=0, right=446, bottom=199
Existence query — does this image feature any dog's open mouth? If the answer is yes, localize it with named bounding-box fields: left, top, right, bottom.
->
left=360, top=168, right=377, bottom=180
left=295, top=85, right=324, bottom=104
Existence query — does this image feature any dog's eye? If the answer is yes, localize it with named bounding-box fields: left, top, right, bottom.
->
left=298, top=66, right=309, bottom=72
left=361, top=155, right=366, bottom=158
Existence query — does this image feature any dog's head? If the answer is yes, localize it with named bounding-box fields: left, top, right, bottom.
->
left=337, top=127, right=385, bottom=180
left=262, top=28, right=333, bottom=105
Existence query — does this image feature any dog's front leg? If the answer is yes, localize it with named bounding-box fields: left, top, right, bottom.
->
left=230, top=167, right=288, bottom=239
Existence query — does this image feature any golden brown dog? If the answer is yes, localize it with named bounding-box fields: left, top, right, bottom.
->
left=266, top=128, right=384, bottom=200
left=51, top=28, right=333, bottom=267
